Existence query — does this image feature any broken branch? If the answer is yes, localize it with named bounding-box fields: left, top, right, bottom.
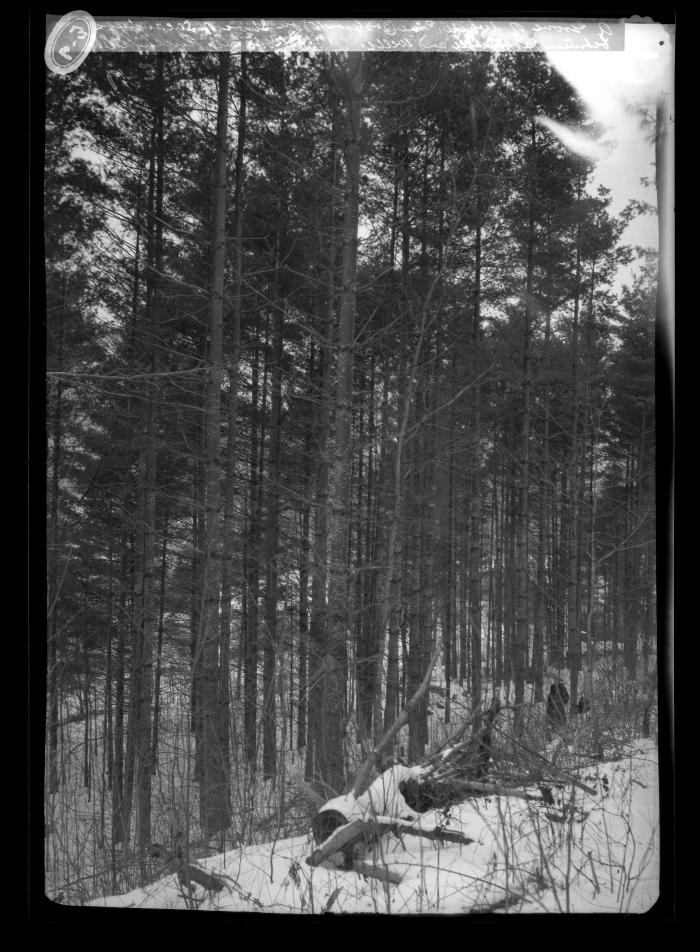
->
left=307, top=815, right=474, bottom=869
left=353, top=644, right=441, bottom=799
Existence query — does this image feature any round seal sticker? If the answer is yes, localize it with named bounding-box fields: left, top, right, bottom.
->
left=45, top=11, right=97, bottom=75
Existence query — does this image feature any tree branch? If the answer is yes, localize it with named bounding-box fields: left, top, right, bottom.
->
left=353, top=644, right=441, bottom=798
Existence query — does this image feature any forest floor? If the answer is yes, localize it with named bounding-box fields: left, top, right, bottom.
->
left=86, top=738, right=659, bottom=915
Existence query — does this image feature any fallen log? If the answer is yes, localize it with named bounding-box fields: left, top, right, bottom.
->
left=354, top=862, right=403, bottom=885
left=308, top=818, right=370, bottom=866
left=307, top=815, right=474, bottom=868
left=447, top=779, right=546, bottom=802
left=149, top=843, right=227, bottom=893
left=400, top=774, right=548, bottom=809
left=377, top=819, right=474, bottom=848
left=466, top=890, right=529, bottom=914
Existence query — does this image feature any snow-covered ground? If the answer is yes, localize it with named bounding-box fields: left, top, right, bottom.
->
left=87, top=740, right=658, bottom=914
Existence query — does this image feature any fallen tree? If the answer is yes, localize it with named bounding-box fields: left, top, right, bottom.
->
left=308, top=815, right=475, bottom=866
left=306, top=651, right=599, bottom=878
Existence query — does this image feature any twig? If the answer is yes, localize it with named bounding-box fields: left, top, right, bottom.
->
left=587, top=851, right=601, bottom=896
left=323, top=886, right=342, bottom=912
left=492, top=726, right=597, bottom=796
left=288, top=771, right=326, bottom=808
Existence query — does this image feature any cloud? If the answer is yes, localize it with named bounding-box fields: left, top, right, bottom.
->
left=535, top=116, right=615, bottom=162
left=546, top=22, right=672, bottom=126
left=543, top=22, right=673, bottom=216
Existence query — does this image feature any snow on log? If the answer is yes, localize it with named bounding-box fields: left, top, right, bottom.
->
left=312, top=763, right=425, bottom=844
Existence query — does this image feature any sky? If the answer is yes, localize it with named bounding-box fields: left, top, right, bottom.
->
left=544, top=22, right=674, bottom=283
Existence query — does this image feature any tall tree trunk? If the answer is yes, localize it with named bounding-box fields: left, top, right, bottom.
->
left=151, top=511, right=168, bottom=770
left=503, top=466, right=517, bottom=689
left=47, top=285, right=65, bottom=796
left=380, top=138, right=411, bottom=743
left=244, top=315, right=262, bottom=769
left=197, top=53, right=232, bottom=837
left=111, top=523, right=128, bottom=851
left=354, top=367, right=370, bottom=742
left=444, top=369, right=456, bottom=726
left=191, top=420, right=206, bottom=782
left=262, top=239, right=285, bottom=781
left=469, top=196, right=483, bottom=724
left=322, top=52, right=363, bottom=794
left=566, top=178, right=584, bottom=710
left=307, top=316, right=332, bottom=783
left=124, top=79, right=164, bottom=862
left=532, top=301, right=553, bottom=703
left=298, top=487, right=311, bottom=752
left=513, top=190, right=535, bottom=733
left=407, top=459, right=423, bottom=762
left=492, top=477, right=503, bottom=686
left=220, top=50, right=247, bottom=773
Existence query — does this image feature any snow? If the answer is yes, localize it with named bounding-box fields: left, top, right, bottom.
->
left=86, top=742, right=659, bottom=915
left=320, top=764, right=426, bottom=825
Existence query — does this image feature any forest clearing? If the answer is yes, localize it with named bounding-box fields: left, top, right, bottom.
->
left=42, top=17, right=671, bottom=916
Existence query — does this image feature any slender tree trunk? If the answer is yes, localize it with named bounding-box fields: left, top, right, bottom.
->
left=503, top=467, right=516, bottom=689
left=298, top=490, right=310, bottom=751
left=444, top=377, right=456, bottom=725
left=191, top=422, right=206, bottom=781
left=492, top=477, right=503, bottom=687
left=134, top=68, right=165, bottom=861
left=244, top=317, right=262, bottom=769
left=563, top=176, right=586, bottom=714
left=104, top=523, right=115, bottom=857
left=379, top=141, right=411, bottom=744
left=47, top=295, right=65, bottom=796
left=354, top=367, right=372, bottom=743
left=513, top=128, right=537, bottom=733
left=323, top=52, right=363, bottom=793
left=123, top=84, right=164, bottom=862
left=111, top=523, right=128, bottom=851
left=306, top=97, right=339, bottom=786
left=151, top=512, right=168, bottom=771
left=469, top=197, right=483, bottom=724
left=407, top=462, right=423, bottom=761
left=262, top=237, right=285, bottom=781
left=197, top=53, right=232, bottom=837
left=220, top=50, right=247, bottom=775
left=532, top=304, right=553, bottom=703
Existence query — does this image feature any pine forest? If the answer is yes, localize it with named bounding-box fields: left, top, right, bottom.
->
left=43, top=46, right=663, bottom=912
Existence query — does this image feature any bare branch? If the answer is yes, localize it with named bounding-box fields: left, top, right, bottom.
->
left=353, top=644, right=441, bottom=799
